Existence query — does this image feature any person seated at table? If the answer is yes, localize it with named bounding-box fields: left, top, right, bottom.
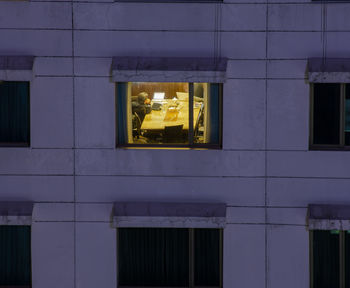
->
left=132, top=92, right=151, bottom=122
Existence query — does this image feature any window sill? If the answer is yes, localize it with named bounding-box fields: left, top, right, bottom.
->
left=0, top=286, right=31, bottom=288
left=119, top=286, right=221, bottom=288
left=0, top=142, right=30, bottom=148
left=114, top=0, right=222, bottom=2
left=312, top=0, right=350, bottom=2
left=309, top=145, right=350, bottom=151
left=116, top=144, right=221, bottom=150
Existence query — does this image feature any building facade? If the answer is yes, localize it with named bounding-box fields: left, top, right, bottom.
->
left=1, top=0, right=349, bottom=287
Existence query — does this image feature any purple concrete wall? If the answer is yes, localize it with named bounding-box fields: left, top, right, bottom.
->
left=0, top=1, right=349, bottom=288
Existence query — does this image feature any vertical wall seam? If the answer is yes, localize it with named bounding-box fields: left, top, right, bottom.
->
left=71, top=1, right=76, bottom=288
left=214, top=3, right=218, bottom=61
left=265, top=2, right=269, bottom=288
left=322, top=3, right=327, bottom=62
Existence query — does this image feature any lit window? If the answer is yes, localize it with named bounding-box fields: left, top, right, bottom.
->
left=0, top=81, right=30, bottom=146
left=117, top=228, right=222, bottom=288
left=311, top=230, right=350, bottom=288
left=116, top=82, right=222, bottom=148
left=0, top=226, right=31, bottom=287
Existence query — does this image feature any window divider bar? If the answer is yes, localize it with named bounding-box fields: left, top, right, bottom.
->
left=340, top=84, right=346, bottom=146
left=189, top=228, right=194, bottom=288
left=219, top=229, right=223, bottom=288
left=340, top=231, right=345, bottom=288
left=310, top=231, right=314, bottom=288
left=189, top=83, right=194, bottom=145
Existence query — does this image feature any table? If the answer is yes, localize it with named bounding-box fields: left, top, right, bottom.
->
left=140, top=100, right=202, bottom=132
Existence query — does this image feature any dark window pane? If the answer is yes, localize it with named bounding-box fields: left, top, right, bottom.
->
left=0, top=81, right=30, bottom=144
left=313, top=84, right=341, bottom=145
left=313, top=230, right=339, bottom=288
left=194, top=229, right=221, bottom=286
left=116, top=82, right=128, bottom=145
left=0, top=226, right=31, bottom=286
left=193, top=83, right=222, bottom=146
left=118, top=228, right=189, bottom=287
left=345, top=85, right=350, bottom=145
left=345, top=231, right=350, bottom=288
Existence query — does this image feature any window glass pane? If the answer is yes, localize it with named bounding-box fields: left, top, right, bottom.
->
left=128, top=82, right=189, bottom=145
left=193, top=83, right=221, bottom=145
left=345, top=85, right=350, bottom=146
left=118, top=228, right=189, bottom=287
left=0, top=226, right=31, bottom=286
left=313, top=83, right=341, bottom=145
left=194, top=228, right=220, bottom=286
left=0, top=81, right=30, bottom=144
left=312, top=230, right=340, bottom=288
left=116, top=82, right=128, bottom=145
left=345, top=230, right=350, bottom=288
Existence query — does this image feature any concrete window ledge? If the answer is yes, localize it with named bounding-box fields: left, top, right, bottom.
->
left=0, top=286, right=31, bottom=288
left=0, top=56, right=34, bottom=82
left=308, top=204, right=350, bottom=230
left=113, top=202, right=226, bottom=228
left=0, top=202, right=33, bottom=225
left=308, top=58, right=350, bottom=83
left=111, top=56, right=227, bottom=83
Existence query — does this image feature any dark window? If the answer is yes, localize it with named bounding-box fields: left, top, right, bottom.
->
left=0, top=81, right=30, bottom=146
left=116, top=82, right=222, bottom=149
left=117, top=228, right=222, bottom=288
left=311, top=230, right=350, bottom=288
left=194, top=228, right=220, bottom=286
left=0, top=226, right=31, bottom=287
left=313, top=84, right=340, bottom=145
left=311, top=83, right=350, bottom=149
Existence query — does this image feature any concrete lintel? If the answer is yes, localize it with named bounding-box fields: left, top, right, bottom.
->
left=111, top=56, right=227, bottom=83
left=308, top=58, right=350, bottom=83
left=113, top=216, right=226, bottom=228
left=308, top=204, right=350, bottom=230
left=0, top=215, right=32, bottom=226
left=309, top=204, right=350, bottom=220
left=0, top=56, right=34, bottom=71
left=0, top=56, right=34, bottom=81
left=308, top=72, right=350, bottom=83
left=0, top=70, right=33, bottom=81
left=308, top=219, right=350, bottom=231
left=113, top=202, right=226, bottom=228
left=0, top=202, right=33, bottom=225
left=112, top=70, right=226, bottom=83
left=114, top=202, right=226, bottom=217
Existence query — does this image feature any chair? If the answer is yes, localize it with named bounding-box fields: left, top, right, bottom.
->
left=163, top=125, right=184, bottom=143
left=132, top=112, right=142, bottom=139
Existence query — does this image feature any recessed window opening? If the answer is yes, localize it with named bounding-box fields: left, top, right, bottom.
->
left=310, top=230, right=350, bottom=288
left=310, top=83, right=350, bottom=149
left=116, top=82, right=222, bottom=149
left=0, top=81, right=30, bottom=147
left=0, top=225, right=31, bottom=287
left=117, top=227, right=223, bottom=288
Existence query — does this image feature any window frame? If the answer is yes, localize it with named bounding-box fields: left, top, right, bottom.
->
left=115, top=82, right=223, bottom=150
left=309, top=83, right=350, bottom=150
left=116, top=227, right=223, bottom=288
left=0, top=81, right=30, bottom=148
left=310, top=230, right=349, bottom=288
